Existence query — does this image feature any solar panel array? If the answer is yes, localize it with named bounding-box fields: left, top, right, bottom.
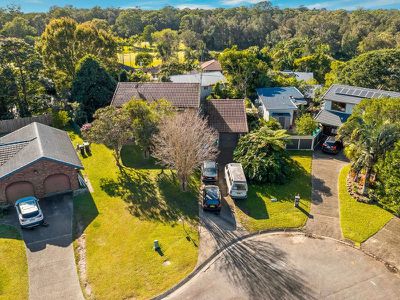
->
left=334, top=87, right=393, bottom=99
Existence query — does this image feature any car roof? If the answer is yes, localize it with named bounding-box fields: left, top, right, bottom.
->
left=203, top=161, right=217, bottom=168
left=18, top=199, right=39, bottom=214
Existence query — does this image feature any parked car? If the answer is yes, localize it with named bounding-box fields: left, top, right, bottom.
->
left=201, top=160, right=218, bottom=182
left=224, top=163, right=248, bottom=199
left=15, top=197, right=44, bottom=229
left=322, top=136, right=343, bottom=154
left=202, top=185, right=222, bottom=213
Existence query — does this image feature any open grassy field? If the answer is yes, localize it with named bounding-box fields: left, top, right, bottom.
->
left=338, top=165, right=393, bottom=245
left=235, top=151, right=313, bottom=232
left=0, top=225, right=28, bottom=300
left=70, top=131, right=199, bottom=300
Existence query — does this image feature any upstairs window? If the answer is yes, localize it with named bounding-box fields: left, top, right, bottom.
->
left=331, top=101, right=346, bottom=112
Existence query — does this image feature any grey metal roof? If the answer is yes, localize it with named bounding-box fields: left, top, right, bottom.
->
left=257, top=87, right=304, bottom=110
left=323, top=84, right=400, bottom=105
left=111, top=82, right=201, bottom=109
left=0, top=122, right=83, bottom=179
left=315, top=110, right=350, bottom=127
left=281, top=71, right=314, bottom=82
left=170, top=72, right=226, bottom=87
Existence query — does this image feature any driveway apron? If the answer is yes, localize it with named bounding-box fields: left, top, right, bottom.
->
left=21, top=195, right=84, bottom=300
left=306, top=150, right=348, bottom=240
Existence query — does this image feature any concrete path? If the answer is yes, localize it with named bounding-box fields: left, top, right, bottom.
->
left=362, top=217, right=400, bottom=270
left=165, top=233, right=400, bottom=300
left=21, top=195, right=84, bottom=300
left=306, top=150, right=348, bottom=240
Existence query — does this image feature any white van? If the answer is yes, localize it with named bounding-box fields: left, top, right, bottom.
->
left=224, top=163, right=248, bottom=199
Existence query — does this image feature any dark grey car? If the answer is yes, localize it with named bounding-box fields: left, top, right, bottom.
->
left=201, top=161, right=218, bottom=182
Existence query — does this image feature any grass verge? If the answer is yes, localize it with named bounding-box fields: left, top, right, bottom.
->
left=339, top=165, right=393, bottom=245
left=0, top=225, right=28, bottom=300
left=235, top=151, right=312, bottom=232
left=71, top=132, right=199, bottom=300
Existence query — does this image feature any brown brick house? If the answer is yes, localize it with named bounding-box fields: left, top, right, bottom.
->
left=0, top=122, right=83, bottom=204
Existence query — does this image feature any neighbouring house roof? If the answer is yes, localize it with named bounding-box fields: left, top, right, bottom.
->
left=205, top=99, right=249, bottom=133
left=323, top=84, right=400, bottom=105
left=200, top=59, right=222, bottom=72
left=0, top=122, right=83, bottom=180
left=170, top=71, right=226, bottom=87
left=111, top=82, right=201, bottom=109
left=315, top=110, right=351, bottom=127
left=281, top=71, right=314, bottom=82
left=256, top=87, right=306, bottom=110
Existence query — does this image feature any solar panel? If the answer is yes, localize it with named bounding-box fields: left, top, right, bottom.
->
left=354, top=89, right=362, bottom=96
left=347, top=89, right=355, bottom=95
left=366, top=91, right=374, bottom=98
left=360, top=91, right=368, bottom=97
left=335, top=87, right=343, bottom=94
left=342, top=88, right=349, bottom=94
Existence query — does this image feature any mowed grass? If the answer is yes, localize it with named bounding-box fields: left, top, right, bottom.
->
left=235, top=151, right=313, bottom=232
left=0, top=225, right=28, bottom=300
left=339, top=165, right=393, bottom=245
left=71, top=132, right=199, bottom=300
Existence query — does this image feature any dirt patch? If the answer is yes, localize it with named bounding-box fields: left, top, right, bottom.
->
left=76, top=220, right=94, bottom=299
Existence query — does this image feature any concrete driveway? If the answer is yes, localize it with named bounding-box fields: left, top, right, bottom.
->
left=306, top=149, right=349, bottom=240
left=21, top=195, right=84, bottom=300
left=165, top=233, right=400, bottom=300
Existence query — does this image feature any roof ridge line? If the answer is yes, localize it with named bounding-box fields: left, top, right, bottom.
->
left=33, top=122, right=44, bottom=157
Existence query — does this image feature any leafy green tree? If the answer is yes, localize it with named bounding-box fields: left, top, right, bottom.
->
left=0, top=38, right=43, bottom=117
left=295, top=114, right=318, bottom=135
left=71, top=55, right=117, bottom=121
left=39, top=17, right=117, bottom=84
left=358, top=32, right=397, bottom=54
left=339, top=98, right=400, bottom=195
left=83, top=106, right=133, bottom=165
left=219, top=46, right=271, bottom=98
left=51, top=110, right=71, bottom=129
left=135, top=52, right=153, bottom=67
left=152, top=29, right=179, bottom=63
left=233, top=127, right=292, bottom=184
left=142, top=24, right=156, bottom=45
left=113, top=9, right=144, bottom=38
left=0, top=67, right=18, bottom=119
left=375, top=141, right=400, bottom=215
left=1, top=16, right=36, bottom=39
left=334, top=49, right=400, bottom=91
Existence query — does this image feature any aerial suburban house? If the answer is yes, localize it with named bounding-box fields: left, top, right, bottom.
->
left=0, top=122, right=83, bottom=204
left=315, top=84, right=400, bottom=135
left=200, top=59, right=223, bottom=72
left=280, top=71, right=314, bottom=82
left=205, top=99, right=248, bottom=158
left=111, top=82, right=201, bottom=110
left=256, top=87, right=307, bottom=129
left=170, top=71, right=226, bottom=99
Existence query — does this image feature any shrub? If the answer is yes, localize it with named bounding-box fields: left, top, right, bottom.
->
left=52, top=110, right=71, bottom=129
left=295, top=114, right=318, bottom=135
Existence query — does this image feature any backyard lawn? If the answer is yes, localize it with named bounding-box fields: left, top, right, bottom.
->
left=0, top=225, right=28, bottom=300
left=71, top=131, right=199, bottom=300
left=235, top=151, right=313, bottom=232
left=339, top=165, right=393, bottom=245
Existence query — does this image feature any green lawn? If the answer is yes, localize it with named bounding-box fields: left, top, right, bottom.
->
left=235, top=151, right=313, bottom=232
left=339, top=165, right=393, bottom=245
left=71, top=132, right=199, bottom=300
left=0, top=225, right=28, bottom=300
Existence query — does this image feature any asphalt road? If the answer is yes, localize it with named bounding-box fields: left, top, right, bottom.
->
left=165, top=233, right=400, bottom=300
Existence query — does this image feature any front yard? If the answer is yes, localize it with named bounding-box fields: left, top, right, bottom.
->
left=71, top=131, right=199, bottom=300
left=0, top=225, right=28, bottom=300
left=235, top=151, right=312, bottom=232
left=339, top=165, right=393, bottom=245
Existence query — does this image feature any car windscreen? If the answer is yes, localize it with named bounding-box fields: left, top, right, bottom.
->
left=206, top=199, right=220, bottom=205
left=205, top=187, right=220, bottom=200
left=232, top=183, right=247, bottom=191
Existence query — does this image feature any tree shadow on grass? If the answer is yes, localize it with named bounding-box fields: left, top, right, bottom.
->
left=120, top=144, right=158, bottom=169
left=236, top=158, right=311, bottom=221
left=0, top=224, right=22, bottom=241
left=99, top=167, right=199, bottom=225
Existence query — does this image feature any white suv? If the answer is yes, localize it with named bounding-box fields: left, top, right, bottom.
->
left=15, top=197, right=44, bottom=229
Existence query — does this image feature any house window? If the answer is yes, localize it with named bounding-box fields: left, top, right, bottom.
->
left=331, top=101, right=346, bottom=112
